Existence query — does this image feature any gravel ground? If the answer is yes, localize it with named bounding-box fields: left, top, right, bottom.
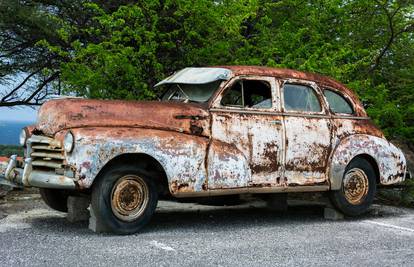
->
left=1, top=190, right=414, bottom=267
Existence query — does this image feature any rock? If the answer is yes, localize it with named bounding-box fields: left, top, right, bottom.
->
left=66, top=196, right=90, bottom=223
left=88, top=205, right=111, bottom=233
left=324, top=207, right=344, bottom=220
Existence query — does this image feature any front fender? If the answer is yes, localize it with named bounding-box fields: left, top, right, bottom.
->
left=66, top=127, right=209, bottom=191
left=329, top=134, right=406, bottom=190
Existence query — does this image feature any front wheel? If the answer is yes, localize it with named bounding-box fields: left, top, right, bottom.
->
left=91, top=165, right=158, bottom=234
left=329, top=158, right=377, bottom=216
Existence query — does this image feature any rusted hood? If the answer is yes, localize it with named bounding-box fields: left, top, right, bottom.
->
left=36, top=99, right=210, bottom=136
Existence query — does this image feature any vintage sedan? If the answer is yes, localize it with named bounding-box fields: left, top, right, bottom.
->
left=0, top=66, right=408, bottom=234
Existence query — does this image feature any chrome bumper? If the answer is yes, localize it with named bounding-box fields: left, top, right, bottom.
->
left=0, top=155, right=76, bottom=189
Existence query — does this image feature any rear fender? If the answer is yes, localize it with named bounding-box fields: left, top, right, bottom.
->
left=329, top=134, right=406, bottom=190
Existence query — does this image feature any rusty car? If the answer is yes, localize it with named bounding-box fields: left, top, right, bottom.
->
left=0, top=66, right=409, bottom=234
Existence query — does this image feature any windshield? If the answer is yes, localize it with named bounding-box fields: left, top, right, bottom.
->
left=161, top=81, right=222, bottom=103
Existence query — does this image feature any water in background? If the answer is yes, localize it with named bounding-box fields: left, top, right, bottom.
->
left=0, top=121, right=33, bottom=145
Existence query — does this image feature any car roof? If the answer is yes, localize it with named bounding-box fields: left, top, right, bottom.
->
left=216, top=65, right=366, bottom=116
left=220, top=66, right=348, bottom=91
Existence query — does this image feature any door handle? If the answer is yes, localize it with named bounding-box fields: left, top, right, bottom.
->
left=270, top=120, right=282, bottom=125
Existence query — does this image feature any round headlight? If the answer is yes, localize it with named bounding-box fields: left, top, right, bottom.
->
left=64, top=131, right=74, bottom=153
left=19, top=128, right=28, bottom=147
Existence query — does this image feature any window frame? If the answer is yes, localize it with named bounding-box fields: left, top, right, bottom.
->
left=280, top=80, right=327, bottom=115
left=323, top=87, right=355, bottom=116
left=211, top=76, right=279, bottom=112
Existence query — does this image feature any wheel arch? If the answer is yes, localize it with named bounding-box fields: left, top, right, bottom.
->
left=348, top=154, right=380, bottom=184
left=93, top=153, right=170, bottom=196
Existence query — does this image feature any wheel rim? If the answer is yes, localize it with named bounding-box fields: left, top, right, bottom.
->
left=342, top=168, right=369, bottom=205
left=111, top=175, right=149, bottom=222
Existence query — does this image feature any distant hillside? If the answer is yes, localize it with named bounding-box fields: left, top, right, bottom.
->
left=0, top=145, right=23, bottom=157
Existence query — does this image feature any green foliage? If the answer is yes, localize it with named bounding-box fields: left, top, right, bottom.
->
left=47, top=1, right=257, bottom=99
left=1, top=0, right=413, bottom=144
left=0, top=145, right=24, bottom=157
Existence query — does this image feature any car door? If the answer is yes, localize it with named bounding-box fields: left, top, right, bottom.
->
left=207, top=76, right=284, bottom=189
left=280, top=79, right=332, bottom=186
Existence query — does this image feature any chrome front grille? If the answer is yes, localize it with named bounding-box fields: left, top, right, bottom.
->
left=27, top=135, right=64, bottom=171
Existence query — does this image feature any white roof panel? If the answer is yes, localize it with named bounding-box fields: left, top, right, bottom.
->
left=155, top=67, right=232, bottom=87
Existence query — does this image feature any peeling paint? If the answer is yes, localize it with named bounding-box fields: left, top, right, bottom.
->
left=5, top=66, right=405, bottom=197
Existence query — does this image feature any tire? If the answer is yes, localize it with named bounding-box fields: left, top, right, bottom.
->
left=91, top=164, right=158, bottom=235
left=329, top=158, right=377, bottom=216
left=39, top=188, right=69, bottom=212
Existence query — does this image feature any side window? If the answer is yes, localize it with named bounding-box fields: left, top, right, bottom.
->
left=283, top=83, right=321, bottom=112
left=324, top=89, right=353, bottom=114
left=221, top=81, right=243, bottom=107
left=221, top=80, right=272, bottom=109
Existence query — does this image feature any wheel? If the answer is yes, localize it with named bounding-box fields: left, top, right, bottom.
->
left=329, top=158, right=377, bottom=216
left=39, top=188, right=69, bottom=212
left=91, top=164, right=158, bottom=234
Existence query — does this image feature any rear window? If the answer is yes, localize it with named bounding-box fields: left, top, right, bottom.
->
left=324, top=89, right=353, bottom=114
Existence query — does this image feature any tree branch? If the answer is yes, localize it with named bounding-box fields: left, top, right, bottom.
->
left=369, top=1, right=397, bottom=72
left=0, top=72, right=60, bottom=107
left=24, top=72, right=60, bottom=103
left=0, top=70, right=40, bottom=102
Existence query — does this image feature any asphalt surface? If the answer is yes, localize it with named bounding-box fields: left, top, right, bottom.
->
left=1, top=191, right=414, bottom=267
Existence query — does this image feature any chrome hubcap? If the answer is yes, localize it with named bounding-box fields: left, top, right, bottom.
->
left=111, top=175, right=149, bottom=222
left=342, top=168, right=369, bottom=205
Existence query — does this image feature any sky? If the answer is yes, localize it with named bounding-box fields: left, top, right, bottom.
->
left=0, top=106, right=37, bottom=122
left=0, top=82, right=38, bottom=122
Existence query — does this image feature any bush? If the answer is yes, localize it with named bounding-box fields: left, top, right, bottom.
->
left=0, top=145, right=24, bottom=157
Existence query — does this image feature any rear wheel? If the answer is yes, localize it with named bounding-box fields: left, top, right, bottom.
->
left=39, top=188, right=69, bottom=212
left=91, top=164, right=158, bottom=234
left=329, top=158, right=377, bottom=216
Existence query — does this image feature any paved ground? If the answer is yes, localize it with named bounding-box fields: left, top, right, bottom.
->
left=1, top=191, right=414, bottom=267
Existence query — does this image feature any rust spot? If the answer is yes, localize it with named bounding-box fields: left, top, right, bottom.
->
left=250, top=141, right=279, bottom=174
left=36, top=99, right=211, bottom=137
left=170, top=180, right=194, bottom=193
left=81, top=161, right=91, bottom=169
left=285, top=143, right=330, bottom=172
left=190, top=124, right=203, bottom=135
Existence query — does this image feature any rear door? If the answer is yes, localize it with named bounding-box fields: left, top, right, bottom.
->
left=280, top=80, right=332, bottom=186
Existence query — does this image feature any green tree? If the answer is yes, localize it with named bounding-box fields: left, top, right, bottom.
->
left=0, top=0, right=135, bottom=106
left=1, top=0, right=413, bottom=144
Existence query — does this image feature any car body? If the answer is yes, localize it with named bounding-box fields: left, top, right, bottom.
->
left=0, top=66, right=408, bottom=233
